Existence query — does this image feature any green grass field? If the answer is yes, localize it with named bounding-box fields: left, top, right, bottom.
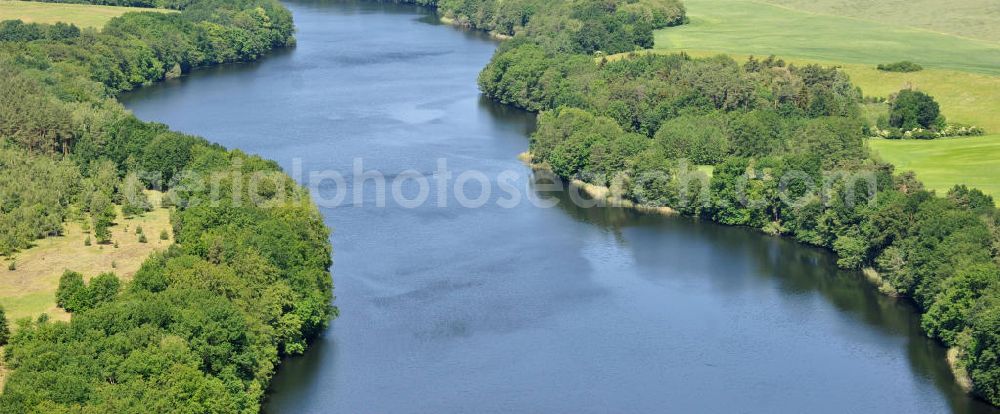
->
left=760, top=0, right=1000, bottom=43
left=654, top=0, right=1000, bottom=75
left=652, top=0, right=1000, bottom=200
left=869, top=135, right=1000, bottom=198
left=0, top=0, right=170, bottom=29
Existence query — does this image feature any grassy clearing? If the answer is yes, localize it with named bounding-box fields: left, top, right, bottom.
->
left=868, top=135, right=1000, bottom=199
left=653, top=0, right=1000, bottom=75
left=0, top=0, right=171, bottom=29
left=759, top=0, right=1000, bottom=43
left=0, top=191, right=172, bottom=323
left=696, top=165, right=715, bottom=178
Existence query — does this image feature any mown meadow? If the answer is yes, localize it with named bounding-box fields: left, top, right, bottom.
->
left=868, top=137, right=1000, bottom=199
left=0, top=0, right=171, bottom=28
left=760, top=0, right=1000, bottom=42
left=653, top=0, right=1000, bottom=75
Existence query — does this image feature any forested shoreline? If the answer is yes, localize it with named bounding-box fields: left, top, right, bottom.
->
left=0, top=0, right=334, bottom=412
left=400, top=0, right=1000, bottom=406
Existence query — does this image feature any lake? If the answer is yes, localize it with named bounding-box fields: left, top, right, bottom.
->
left=120, top=1, right=996, bottom=412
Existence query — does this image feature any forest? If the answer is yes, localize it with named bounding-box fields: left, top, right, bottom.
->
left=404, top=0, right=686, bottom=54
left=0, top=0, right=333, bottom=412
left=0, top=0, right=997, bottom=410
left=408, top=0, right=1000, bottom=406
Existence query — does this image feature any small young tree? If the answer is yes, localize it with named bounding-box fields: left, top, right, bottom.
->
left=120, top=171, right=152, bottom=217
left=93, top=216, right=112, bottom=244
left=91, top=192, right=116, bottom=244
left=56, top=270, right=87, bottom=312
left=159, top=229, right=170, bottom=241
left=0, top=306, right=10, bottom=346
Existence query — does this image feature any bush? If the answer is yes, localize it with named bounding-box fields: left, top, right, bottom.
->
left=877, top=61, right=923, bottom=72
left=138, top=233, right=148, bottom=244
left=160, top=229, right=170, bottom=240
left=6, top=261, right=14, bottom=271
left=908, top=129, right=937, bottom=140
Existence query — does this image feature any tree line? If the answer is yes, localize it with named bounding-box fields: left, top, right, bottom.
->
left=432, top=0, right=1000, bottom=405
left=0, top=0, right=334, bottom=412
left=400, top=0, right=686, bottom=55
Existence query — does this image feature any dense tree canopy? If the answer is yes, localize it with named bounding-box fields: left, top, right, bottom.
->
left=0, top=0, right=333, bottom=412
left=889, top=89, right=944, bottom=130
left=407, top=0, right=685, bottom=54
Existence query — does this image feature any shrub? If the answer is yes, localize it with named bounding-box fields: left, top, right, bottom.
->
left=160, top=229, right=170, bottom=240
left=138, top=233, right=148, bottom=244
left=887, top=129, right=904, bottom=139
left=909, top=129, right=937, bottom=140
left=877, top=61, right=923, bottom=72
left=940, top=124, right=986, bottom=137
left=870, top=124, right=986, bottom=140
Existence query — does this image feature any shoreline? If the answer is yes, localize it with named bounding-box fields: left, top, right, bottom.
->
left=518, top=152, right=678, bottom=216
left=521, top=149, right=980, bottom=398
left=437, top=14, right=512, bottom=40
left=864, top=268, right=975, bottom=393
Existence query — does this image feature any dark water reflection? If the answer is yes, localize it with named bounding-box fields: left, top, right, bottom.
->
left=120, top=0, right=996, bottom=412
